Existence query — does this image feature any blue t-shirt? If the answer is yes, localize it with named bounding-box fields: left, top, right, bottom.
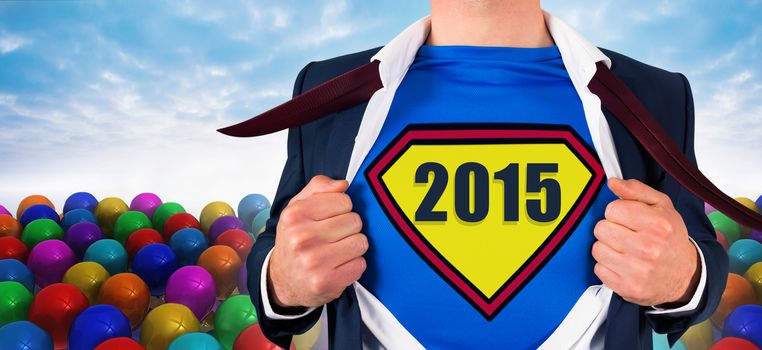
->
left=347, top=45, right=616, bottom=349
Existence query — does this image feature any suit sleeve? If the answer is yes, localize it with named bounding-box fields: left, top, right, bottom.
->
left=644, top=73, right=729, bottom=345
left=247, top=61, right=323, bottom=349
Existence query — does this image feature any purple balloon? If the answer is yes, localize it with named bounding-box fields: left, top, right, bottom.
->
left=704, top=202, right=717, bottom=215
left=27, top=239, right=75, bottom=288
left=237, top=262, right=249, bottom=295
left=751, top=230, right=762, bottom=244
left=130, top=193, right=163, bottom=219
left=164, top=266, right=216, bottom=320
left=0, top=204, right=10, bottom=216
left=66, top=222, right=104, bottom=259
left=208, top=216, right=244, bottom=243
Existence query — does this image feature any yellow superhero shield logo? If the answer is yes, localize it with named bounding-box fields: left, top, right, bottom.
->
left=364, top=124, right=606, bottom=319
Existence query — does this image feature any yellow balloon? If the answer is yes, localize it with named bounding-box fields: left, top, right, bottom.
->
left=736, top=197, right=761, bottom=213
left=141, top=303, right=200, bottom=350
left=744, top=261, right=762, bottom=305
left=199, top=201, right=235, bottom=233
left=62, top=261, right=110, bottom=304
left=94, top=197, right=129, bottom=236
left=292, top=318, right=322, bottom=350
left=679, top=318, right=713, bottom=350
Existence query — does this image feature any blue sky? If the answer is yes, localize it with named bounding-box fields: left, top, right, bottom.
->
left=0, top=0, right=760, bottom=215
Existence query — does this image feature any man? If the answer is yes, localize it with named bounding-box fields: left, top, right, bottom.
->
left=244, top=1, right=727, bottom=349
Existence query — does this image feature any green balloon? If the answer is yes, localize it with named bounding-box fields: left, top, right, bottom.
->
left=113, top=211, right=152, bottom=244
left=214, top=294, right=258, bottom=350
left=709, top=211, right=741, bottom=245
left=21, top=219, right=64, bottom=248
left=251, top=209, right=271, bottom=236
left=0, top=281, right=33, bottom=327
left=152, top=202, right=186, bottom=233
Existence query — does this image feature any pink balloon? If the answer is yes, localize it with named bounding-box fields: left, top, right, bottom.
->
left=129, top=193, right=163, bottom=219
left=27, top=239, right=75, bottom=288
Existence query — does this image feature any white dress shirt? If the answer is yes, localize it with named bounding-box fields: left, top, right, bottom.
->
left=260, top=10, right=708, bottom=350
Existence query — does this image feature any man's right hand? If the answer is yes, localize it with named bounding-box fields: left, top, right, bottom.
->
left=267, top=175, right=368, bottom=308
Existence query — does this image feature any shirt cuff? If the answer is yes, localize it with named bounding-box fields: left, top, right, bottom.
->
left=646, top=237, right=707, bottom=316
left=261, top=249, right=321, bottom=320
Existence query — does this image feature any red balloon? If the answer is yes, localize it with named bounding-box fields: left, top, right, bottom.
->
left=28, top=282, right=89, bottom=349
left=710, top=337, right=759, bottom=350
left=95, top=337, right=145, bottom=350
left=125, top=228, right=164, bottom=259
left=215, top=229, right=254, bottom=261
left=716, top=230, right=730, bottom=250
left=0, top=236, right=28, bottom=262
left=233, top=323, right=284, bottom=350
left=163, top=213, right=200, bottom=241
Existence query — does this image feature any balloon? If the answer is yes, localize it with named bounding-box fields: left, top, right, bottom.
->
left=710, top=211, right=743, bottom=244
left=28, top=283, right=89, bottom=349
left=238, top=194, right=271, bottom=233
left=678, top=319, right=713, bottom=350
left=165, top=266, right=216, bottom=321
left=198, top=245, right=242, bottom=299
left=97, top=273, right=150, bottom=329
left=251, top=210, right=271, bottom=237
left=21, top=218, right=64, bottom=248
left=0, top=281, right=33, bottom=326
left=131, top=193, right=163, bottom=219
left=133, top=243, right=178, bottom=295
left=0, top=259, right=34, bottom=291
left=745, top=262, right=762, bottom=305
left=94, top=197, right=129, bottom=236
left=710, top=337, right=759, bottom=350
left=19, top=204, right=60, bottom=227
left=114, top=211, right=153, bottom=244
left=0, top=321, right=54, bottom=350
left=168, top=332, right=222, bottom=350
left=722, top=304, right=762, bottom=347
left=66, top=222, right=104, bottom=259
left=27, top=239, right=75, bottom=288
left=233, top=323, right=282, bottom=350
left=0, top=214, right=21, bottom=238
left=200, top=202, right=235, bottom=234
left=291, top=317, right=322, bottom=350
left=163, top=213, right=201, bottom=241
left=68, top=305, right=131, bottom=350
left=126, top=228, right=164, bottom=259
left=16, top=194, right=54, bottom=218
left=209, top=216, right=244, bottom=243
left=215, top=295, right=258, bottom=350
left=95, top=337, right=144, bottom=350
left=63, top=262, right=111, bottom=304
left=712, top=273, right=757, bottom=328
left=64, top=192, right=99, bottom=214
left=216, top=229, right=253, bottom=262
left=716, top=230, right=730, bottom=251
left=169, top=228, right=208, bottom=266
left=61, top=208, right=97, bottom=231
left=728, top=239, right=762, bottom=275
left=705, top=202, right=717, bottom=215
left=752, top=230, right=762, bottom=245
left=237, top=263, right=249, bottom=295
left=152, top=202, right=186, bottom=233
left=0, top=236, right=28, bottom=262
left=0, top=204, right=9, bottom=216
left=84, top=239, right=129, bottom=275
left=140, top=303, right=200, bottom=350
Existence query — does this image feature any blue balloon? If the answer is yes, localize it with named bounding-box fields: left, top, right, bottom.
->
left=169, top=228, right=209, bottom=266
left=0, top=259, right=34, bottom=291
left=251, top=209, right=271, bottom=235
left=238, top=194, right=271, bottom=232
left=0, top=321, right=53, bottom=350
left=133, top=243, right=177, bottom=295
left=168, top=332, right=223, bottom=350
left=61, top=208, right=97, bottom=232
left=728, top=239, right=762, bottom=275
left=19, top=204, right=59, bottom=227
left=64, top=192, right=99, bottom=213
left=652, top=331, right=686, bottom=350
left=83, top=239, right=128, bottom=275
left=68, top=305, right=131, bottom=350
left=723, top=304, right=762, bottom=348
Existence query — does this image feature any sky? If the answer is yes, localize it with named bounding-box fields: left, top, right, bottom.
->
left=0, top=0, right=760, bottom=216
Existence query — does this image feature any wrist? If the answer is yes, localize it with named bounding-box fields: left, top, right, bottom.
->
left=267, top=253, right=307, bottom=313
left=657, top=240, right=700, bottom=308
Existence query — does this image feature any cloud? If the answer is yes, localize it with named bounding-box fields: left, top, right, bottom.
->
left=0, top=33, right=28, bottom=54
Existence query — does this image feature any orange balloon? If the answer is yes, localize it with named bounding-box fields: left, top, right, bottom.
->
left=711, top=273, right=757, bottom=329
left=17, top=195, right=55, bottom=218
left=0, top=214, right=21, bottom=238
left=198, top=245, right=242, bottom=299
left=215, top=229, right=254, bottom=262
left=97, top=273, right=151, bottom=329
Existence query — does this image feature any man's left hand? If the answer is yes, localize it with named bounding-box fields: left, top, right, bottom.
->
left=592, top=178, right=701, bottom=307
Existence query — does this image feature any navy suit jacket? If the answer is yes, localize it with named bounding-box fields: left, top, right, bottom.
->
left=247, top=47, right=728, bottom=350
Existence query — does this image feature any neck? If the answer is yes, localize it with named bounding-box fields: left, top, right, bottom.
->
left=427, top=0, right=553, bottom=48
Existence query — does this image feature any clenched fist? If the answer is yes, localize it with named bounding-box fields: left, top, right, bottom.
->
left=593, top=178, right=701, bottom=307
left=268, top=175, right=368, bottom=308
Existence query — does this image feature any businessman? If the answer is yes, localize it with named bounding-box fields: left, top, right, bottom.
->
left=245, top=1, right=728, bottom=349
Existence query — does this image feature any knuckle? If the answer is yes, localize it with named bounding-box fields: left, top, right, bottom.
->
left=340, top=194, right=353, bottom=212
left=350, top=212, right=363, bottom=232
left=309, top=275, right=328, bottom=296
left=356, top=234, right=369, bottom=254
left=605, top=201, right=619, bottom=218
